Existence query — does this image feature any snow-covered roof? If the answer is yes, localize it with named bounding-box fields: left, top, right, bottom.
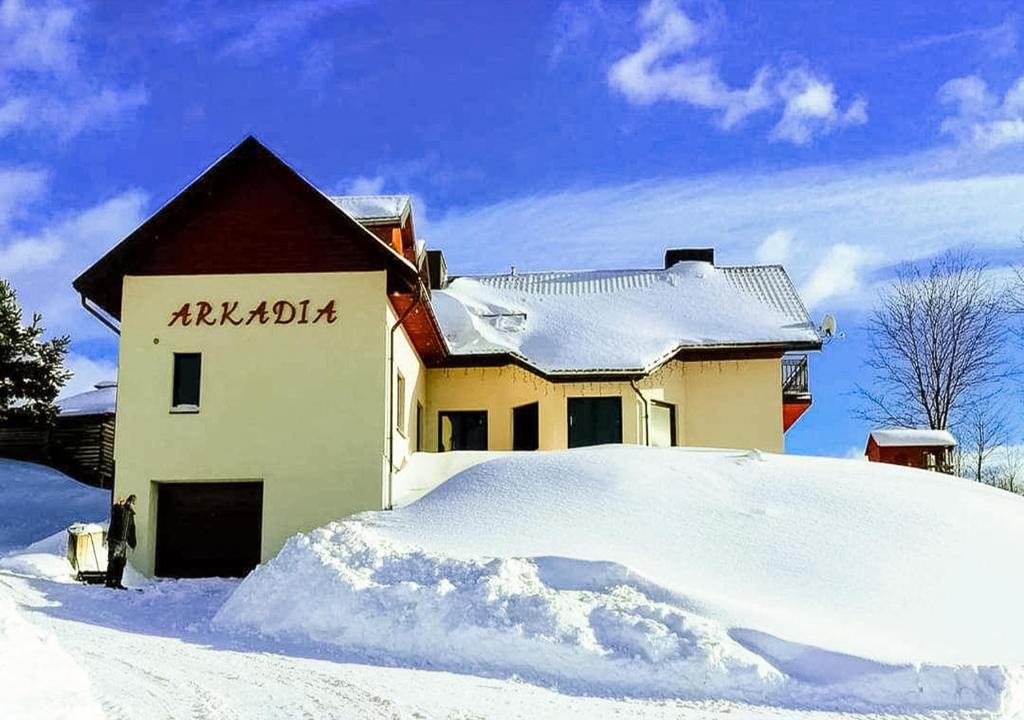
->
left=431, top=262, right=820, bottom=374
left=869, top=428, right=957, bottom=448
left=329, top=195, right=411, bottom=225
left=57, top=382, right=116, bottom=417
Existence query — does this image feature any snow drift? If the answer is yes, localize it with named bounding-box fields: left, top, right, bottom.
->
left=0, top=595, right=104, bottom=720
left=0, top=459, right=110, bottom=554
left=216, top=447, right=1024, bottom=712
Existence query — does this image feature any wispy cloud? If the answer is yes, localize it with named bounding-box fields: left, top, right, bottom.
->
left=607, top=0, right=866, bottom=144
left=220, top=0, right=365, bottom=60
left=1, top=189, right=148, bottom=340
left=895, top=16, right=1018, bottom=58
left=429, top=150, right=1024, bottom=313
left=0, top=0, right=147, bottom=140
left=938, top=73, right=1024, bottom=151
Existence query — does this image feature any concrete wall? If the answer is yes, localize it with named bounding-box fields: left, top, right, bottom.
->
left=114, top=271, right=390, bottom=575
left=425, top=356, right=784, bottom=454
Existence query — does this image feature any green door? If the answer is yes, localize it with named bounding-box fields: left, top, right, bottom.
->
left=567, top=397, right=622, bottom=448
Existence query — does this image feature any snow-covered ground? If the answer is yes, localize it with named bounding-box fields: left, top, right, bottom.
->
left=2, top=451, right=1024, bottom=719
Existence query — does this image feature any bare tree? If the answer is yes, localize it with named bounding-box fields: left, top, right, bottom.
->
left=955, top=401, right=1009, bottom=483
left=995, top=445, right=1024, bottom=494
left=858, top=251, right=1009, bottom=431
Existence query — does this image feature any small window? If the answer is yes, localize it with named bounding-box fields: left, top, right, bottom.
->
left=396, top=372, right=406, bottom=434
left=415, top=402, right=424, bottom=452
left=438, top=411, right=488, bottom=451
left=172, top=353, right=201, bottom=411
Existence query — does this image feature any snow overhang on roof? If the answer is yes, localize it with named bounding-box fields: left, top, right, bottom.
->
left=869, top=429, right=957, bottom=448
left=430, top=261, right=822, bottom=376
left=58, top=382, right=117, bottom=417
left=329, top=195, right=412, bottom=226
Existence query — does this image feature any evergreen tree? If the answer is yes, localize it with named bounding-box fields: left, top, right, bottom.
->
left=0, top=279, right=72, bottom=425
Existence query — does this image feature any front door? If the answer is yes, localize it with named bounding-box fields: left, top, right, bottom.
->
left=513, top=402, right=539, bottom=451
left=567, top=397, right=622, bottom=448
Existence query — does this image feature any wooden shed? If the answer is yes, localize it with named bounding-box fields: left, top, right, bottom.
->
left=0, top=381, right=116, bottom=489
left=865, top=428, right=956, bottom=472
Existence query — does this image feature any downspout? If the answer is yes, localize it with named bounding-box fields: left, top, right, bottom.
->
left=386, top=282, right=424, bottom=510
left=629, top=378, right=649, bottom=446
left=80, top=295, right=120, bottom=335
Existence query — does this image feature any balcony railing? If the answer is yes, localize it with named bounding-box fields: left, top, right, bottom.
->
left=782, top=355, right=809, bottom=398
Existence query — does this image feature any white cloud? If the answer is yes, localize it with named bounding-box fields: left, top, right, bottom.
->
left=801, top=243, right=868, bottom=308
left=59, top=354, right=117, bottom=400
left=770, top=70, right=867, bottom=145
left=0, top=0, right=147, bottom=139
left=607, top=0, right=865, bottom=144
left=429, top=150, right=1024, bottom=313
left=938, top=73, right=1024, bottom=151
left=4, top=190, right=148, bottom=339
left=221, top=0, right=364, bottom=59
left=756, top=230, right=793, bottom=265
left=345, top=175, right=386, bottom=195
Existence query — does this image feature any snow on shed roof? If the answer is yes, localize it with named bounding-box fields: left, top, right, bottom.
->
left=329, top=195, right=411, bottom=225
left=869, top=429, right=957, bottom=448
left=431, top=261, right=821, bottom=374
left=57, top=382, right=116, bottom=417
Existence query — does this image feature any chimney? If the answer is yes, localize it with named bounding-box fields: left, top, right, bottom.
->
left=426, top=249, right=448, bottom=290
left=664, top=248, right=714, bottom=268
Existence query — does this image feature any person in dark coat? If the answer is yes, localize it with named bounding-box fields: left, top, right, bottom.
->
left=105, top=494, right=137, bottom=589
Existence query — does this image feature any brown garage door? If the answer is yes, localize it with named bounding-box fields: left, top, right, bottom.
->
left=155, top=482, right=263, bottom=578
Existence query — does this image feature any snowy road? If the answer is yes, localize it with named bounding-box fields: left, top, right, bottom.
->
left=0, top=571, right=996, bottom=720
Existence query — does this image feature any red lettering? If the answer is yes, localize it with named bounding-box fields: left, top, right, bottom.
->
left=168, top=303, right=192, bottom=326
left=195, top=301, right=216, bottom=326
left=313, top=300, right=337, bottom=324
left=273, top=300, right=296, bottom=324
left=246, top=301, right=270, bottom=325
left=220, top=301, right=243, bottom=326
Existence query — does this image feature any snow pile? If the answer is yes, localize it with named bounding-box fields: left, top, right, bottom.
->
left=0, top=595, right=104, bottom=720
left=0, top=459, right=110, bottom=554
left=216, top=447, right=1024, bottom=712
left=431, top=264, right=819, bottom=373
left=869, top=428, right=957, bottom=447
left=57, top=381, right=116, bottom=417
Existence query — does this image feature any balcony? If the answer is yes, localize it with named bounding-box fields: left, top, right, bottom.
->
left=782, top=355, right=811, bottom=431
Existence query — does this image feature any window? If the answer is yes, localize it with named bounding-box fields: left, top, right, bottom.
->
left=415, top=402, right=424, bottom=452
left=171, top=353, right=201, bottom=411
left=396, top=372, right=406, bottom=435
left=649, top=401, right=676, bottom=447
left=512, top=402, right=539, bottom=451
left=438, top=411, right=488, bottom=451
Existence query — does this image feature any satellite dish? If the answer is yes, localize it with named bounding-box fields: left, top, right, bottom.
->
left=821, top=314, right=837, bottom=338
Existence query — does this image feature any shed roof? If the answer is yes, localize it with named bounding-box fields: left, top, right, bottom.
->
left=58, top=382, right=116, bottom=417
left=868, top=429, right=957, bottom=448
left=431, top=261, right=821, bottom=375
left=329, top=195, right=411, bottom=225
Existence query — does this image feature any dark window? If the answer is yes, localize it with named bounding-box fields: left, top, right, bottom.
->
left=649, top=401, right=676, bottom=447
left=567, top=397, right=622, bottom=448
left=172, top=353, right=201, bottom=409
left=396, top=372, right=406, bottom=434
left=438, top=411, right=488, bottom=451
left=513, top=402, right=539, bottom=451
left=415, top=402, right=424, bottom=452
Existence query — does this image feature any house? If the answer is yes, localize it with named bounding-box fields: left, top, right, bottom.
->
left=72, top=137, right=823, bottom=578
left=0, top=382, right=116, bottom=489
left=865, top=428, right=956, bottom=471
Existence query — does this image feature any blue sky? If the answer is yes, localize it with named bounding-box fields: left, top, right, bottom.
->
left=3, top=0, right=1024, bottom=457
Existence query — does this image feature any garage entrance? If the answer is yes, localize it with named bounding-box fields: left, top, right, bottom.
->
left=154, top=481, right=263, bottom=578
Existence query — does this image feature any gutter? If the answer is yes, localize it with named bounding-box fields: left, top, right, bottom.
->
left=80, top=295, right=120, bottom=336
left=629, top=379, right=649, bottom=446
left=385, top=282, right=424, bottom=510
